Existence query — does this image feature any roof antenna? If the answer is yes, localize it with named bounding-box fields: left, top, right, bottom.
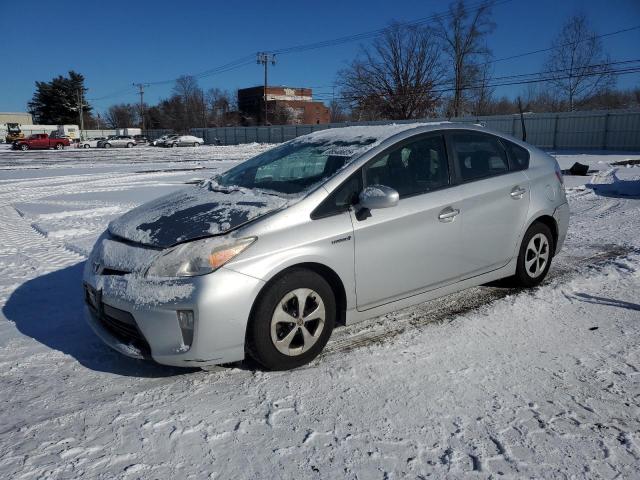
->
left=517, top=96, right=527, bottom=142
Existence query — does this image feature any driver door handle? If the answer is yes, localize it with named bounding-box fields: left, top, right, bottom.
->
left=438, top=207, right=460, bottom=222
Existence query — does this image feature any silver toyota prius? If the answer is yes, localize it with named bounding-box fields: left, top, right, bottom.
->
left=83, top=122, right=569, bottom=370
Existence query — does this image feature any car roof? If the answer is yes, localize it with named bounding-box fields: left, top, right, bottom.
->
left=293, top=121, right=531, bottom=152
left=294, top=121, right=450, bottom=146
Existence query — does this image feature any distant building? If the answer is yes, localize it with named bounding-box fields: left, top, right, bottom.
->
left=0, top=112, right=33, bottom=125
left=238, top=86, right=330, bottom=125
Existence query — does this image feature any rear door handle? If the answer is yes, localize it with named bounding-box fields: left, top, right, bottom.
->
left=510, top=186, right=527, bottom=199
left=438, top=207, right=460, bottom=222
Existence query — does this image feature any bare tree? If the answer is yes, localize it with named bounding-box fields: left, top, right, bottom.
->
left=172, top=75, right=207, bottom=129
left=545, top=13, right=615, bottom=111
left=338, top=21, right=444, bottom=120
left=468, top=61, right=494, bottom=115
left=434, top=0, right=495, bottom=117
left=104, top=104, right=139, bottom=128
left=329, top=99, right=347, bottom=123
left=206, top=88, right=233, bottom=126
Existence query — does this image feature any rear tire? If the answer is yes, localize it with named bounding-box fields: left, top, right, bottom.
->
left=509, top=222, right=554, bottom=288
left=193, top=142, right=199, bottom=147
left=104, top=143, right=111, bottom=149
left=20, top=144, right=28, bottom=151
left=83, top=144, right=90, bottom=149
left=246, top=269, right=336, bottom=370
left=126, top=142, right=134, bottom=148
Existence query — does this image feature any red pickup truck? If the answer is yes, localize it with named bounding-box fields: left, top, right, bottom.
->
left=12, top=134, right=71, bottom=151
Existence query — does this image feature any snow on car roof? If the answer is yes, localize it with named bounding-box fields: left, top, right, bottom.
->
left=293, top=121, right=451, bottom=148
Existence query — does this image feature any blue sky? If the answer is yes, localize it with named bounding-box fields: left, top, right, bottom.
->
left=2, top=0, right=639, bottom=114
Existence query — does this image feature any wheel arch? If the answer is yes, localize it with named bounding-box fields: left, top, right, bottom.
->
left=530, top=215, right=559, bottom=256
left=248, top=262, right=348, bottom=331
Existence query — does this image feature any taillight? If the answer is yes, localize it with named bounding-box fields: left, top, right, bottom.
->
left=555, top=166, right=564, bottom=185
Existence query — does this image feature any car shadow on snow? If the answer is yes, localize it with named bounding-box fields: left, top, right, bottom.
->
left=2, top=261, right=196, bottom=378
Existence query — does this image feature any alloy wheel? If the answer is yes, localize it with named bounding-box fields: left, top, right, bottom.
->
left=270, top=288, right=326, bottom=356
left=525, top=233, right=549, bottom=278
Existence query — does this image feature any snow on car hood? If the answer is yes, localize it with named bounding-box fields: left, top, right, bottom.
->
left=108, top=183, right=288, bottom=248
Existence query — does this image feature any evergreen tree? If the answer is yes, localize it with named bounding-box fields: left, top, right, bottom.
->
left=27, top=71, right=92, bottom=124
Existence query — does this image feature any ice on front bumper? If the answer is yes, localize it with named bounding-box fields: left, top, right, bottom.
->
left=97, top=274, right=194, bottom=307
left=87, top=231, right=194, bottom=306
left=90, top=231, right=162, bottom=274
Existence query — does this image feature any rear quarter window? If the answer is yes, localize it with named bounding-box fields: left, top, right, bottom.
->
left=502, top=139, right=530, bottom=171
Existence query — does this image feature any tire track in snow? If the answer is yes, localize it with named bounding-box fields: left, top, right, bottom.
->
left=0, top=206, right=83, bottom=304
left=319, top=245, right=638, bottom=361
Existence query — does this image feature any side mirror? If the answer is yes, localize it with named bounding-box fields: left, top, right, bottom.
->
left=358, top=185, right=399, bottom=210
left=356, top=185, right=399, bottom=220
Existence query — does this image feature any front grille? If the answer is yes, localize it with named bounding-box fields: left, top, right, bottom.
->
left=84, top=284, right=151, bottom=356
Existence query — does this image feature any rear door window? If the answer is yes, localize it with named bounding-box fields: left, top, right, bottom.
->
left=501, top=139, right=530, bottom=171
left=450, top=132, right=509, bottom=181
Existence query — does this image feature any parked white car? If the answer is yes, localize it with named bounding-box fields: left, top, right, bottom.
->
left=163, top=135, right=204, bottom=147
left=151, top=134, right=177, bottom=147
left=81, top=137, right=107, bottom=149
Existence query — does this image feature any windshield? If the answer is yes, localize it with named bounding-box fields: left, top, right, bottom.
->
left=215, top=139, right=375, bottom=195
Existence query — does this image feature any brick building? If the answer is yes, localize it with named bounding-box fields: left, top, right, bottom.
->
left=238, top=86, right=330, bottom=125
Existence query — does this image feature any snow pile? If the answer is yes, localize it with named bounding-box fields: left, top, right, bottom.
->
left=587, top=167, right=640, bottom=197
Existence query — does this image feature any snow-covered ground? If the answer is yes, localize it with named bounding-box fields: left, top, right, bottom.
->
left=0, top=144, right=639, bottom=479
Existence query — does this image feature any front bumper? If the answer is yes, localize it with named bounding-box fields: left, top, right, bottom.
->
left=83, top=267, right=265, bottom=367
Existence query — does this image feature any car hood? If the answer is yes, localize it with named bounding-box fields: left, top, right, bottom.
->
left=108, top=183, right=288, bottom=248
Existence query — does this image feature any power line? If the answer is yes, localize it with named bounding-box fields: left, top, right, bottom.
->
left=314, top=60, right=640, bottom=103
left=310, top=59, right=640, bottom=100
left=270, top=0, right=512, bottom=56
left=479, top=25, right=640, bottom=67
left=305, top=24, right=640, bottom=93
left=93, top=0, right=510, bottom=102
left=88, top=3, right=640, bottom=105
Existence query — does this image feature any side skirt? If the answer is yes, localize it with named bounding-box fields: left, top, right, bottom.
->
left=344, top=257, right=517, bottom=326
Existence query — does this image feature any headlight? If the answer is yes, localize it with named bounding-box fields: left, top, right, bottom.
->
left=146, top=237, right=256, bottom=278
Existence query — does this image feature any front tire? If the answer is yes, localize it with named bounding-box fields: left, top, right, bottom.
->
left=83, top=144, right=90, bottom=149
left=104, top=143, right=111, bottom=149
left=511, top=222, right=554, bottom=288
left=20, top=144, right=29, bottom=151
left=126, top=142, right=134, bottom=148
left=246, top=269, right=336, bottom=370
left=55, top=143, right=64, bottom=150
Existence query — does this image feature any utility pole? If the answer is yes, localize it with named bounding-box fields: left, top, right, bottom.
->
left=256, top=52, right=276, bottom=126
left=77, top=89, right=85, bottom=139
left=133, top=83, right=150, bottom=130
